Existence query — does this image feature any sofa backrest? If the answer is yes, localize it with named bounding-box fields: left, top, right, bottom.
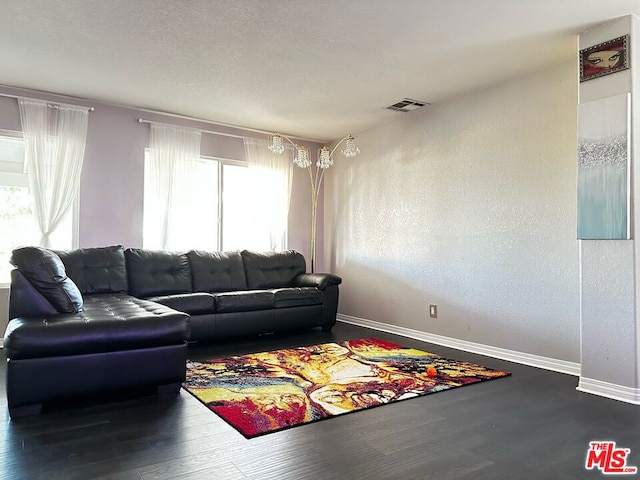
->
left=125, top=248, right=192, bottom=297
left=56, top=245, right=128, bottom=295
left=8, top=246, right=309, bottom=316
left=241, top=250, right=306, bottom=289
left=187, top=250, right=248, bottom=292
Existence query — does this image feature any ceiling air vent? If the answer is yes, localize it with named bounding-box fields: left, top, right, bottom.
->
left=386, top=98, right=430, bottom=112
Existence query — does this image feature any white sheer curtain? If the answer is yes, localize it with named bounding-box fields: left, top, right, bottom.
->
left=243, top=138, right=293, bottom=251
left=144, top=123, right=201, bottom=250
left=18, top=98, right=89, bottom=248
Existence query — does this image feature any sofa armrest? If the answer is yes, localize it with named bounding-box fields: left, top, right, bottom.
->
left=292, top=273, right=342, bottom=290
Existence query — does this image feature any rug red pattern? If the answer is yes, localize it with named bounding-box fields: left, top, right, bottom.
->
left=182, top=338, right=511, bottom=438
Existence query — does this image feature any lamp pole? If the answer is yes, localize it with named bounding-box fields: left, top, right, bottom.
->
left=268, top=133, right=360, bottom=272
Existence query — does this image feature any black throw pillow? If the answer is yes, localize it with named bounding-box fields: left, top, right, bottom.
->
left=10, top=246, right=84, bottom=313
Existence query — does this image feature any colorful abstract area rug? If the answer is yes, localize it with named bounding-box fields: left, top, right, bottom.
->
left=182, top=338, right=511, bottom=438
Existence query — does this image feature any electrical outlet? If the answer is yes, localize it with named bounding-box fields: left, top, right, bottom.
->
left=429, top=304, right=438, bottom=318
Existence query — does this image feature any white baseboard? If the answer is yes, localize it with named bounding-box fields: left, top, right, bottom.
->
left=577, top=377, right=640, bottom=405
left=337, top=313, right=581, bottom=376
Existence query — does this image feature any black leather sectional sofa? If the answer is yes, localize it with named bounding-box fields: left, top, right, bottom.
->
left=3, top=245, right=341, bottom=417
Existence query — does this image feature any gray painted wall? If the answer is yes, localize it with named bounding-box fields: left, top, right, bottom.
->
left=578, top=15, right=640, bottom=392
left=325, top=59, right=580, bottom=362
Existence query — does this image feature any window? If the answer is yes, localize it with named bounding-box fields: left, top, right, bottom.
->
left=143, top=152, right=261, bottom=251
left=222, top=163, right=256, bottom=250
left=0, top=134, right=74, bottom=283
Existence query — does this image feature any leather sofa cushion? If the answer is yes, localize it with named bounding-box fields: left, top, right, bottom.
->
left=272, top=287, right=323, bottom=308
left=188, top=250, right=248, bottom=292
left=215, top=290, right=274, bottom=313
left=147, top=293, right=216, bottom=315
left=3, top=294, right=190, bottom=360
left=241, top=250, right=306, bottom=289
left=56, top=245, right=128, bottom=295
left=125, top=248, right=192, bottom=297
left=10, top=247, right=83, bottom=313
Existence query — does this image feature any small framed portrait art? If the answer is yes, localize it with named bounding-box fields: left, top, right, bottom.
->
left=580, top=35, right=629, bottom=82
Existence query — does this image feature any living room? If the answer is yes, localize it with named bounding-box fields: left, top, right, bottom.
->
left=1, top=1, right=640, bottom=479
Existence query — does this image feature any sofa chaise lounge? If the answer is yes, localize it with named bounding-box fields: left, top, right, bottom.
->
left=3, top=245, right=341, bottom=417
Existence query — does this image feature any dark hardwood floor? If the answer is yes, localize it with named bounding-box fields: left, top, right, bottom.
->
left=2, top=322, right=639, bottom=479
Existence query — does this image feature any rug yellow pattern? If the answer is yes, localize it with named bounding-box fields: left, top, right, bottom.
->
left=183, top=338, right=511, bottom=437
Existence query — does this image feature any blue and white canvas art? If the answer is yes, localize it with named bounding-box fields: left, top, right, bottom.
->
left=577, top=93, right=631, bottom=240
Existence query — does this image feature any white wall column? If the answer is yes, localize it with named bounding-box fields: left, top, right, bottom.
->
left=578, top=15, right=640, bottom=404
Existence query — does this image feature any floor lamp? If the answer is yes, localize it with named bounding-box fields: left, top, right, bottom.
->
left=267, top=133, right=360, bottom=272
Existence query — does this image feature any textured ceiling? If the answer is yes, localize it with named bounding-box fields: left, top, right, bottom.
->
left=1, top=1, right=639, bottom=141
